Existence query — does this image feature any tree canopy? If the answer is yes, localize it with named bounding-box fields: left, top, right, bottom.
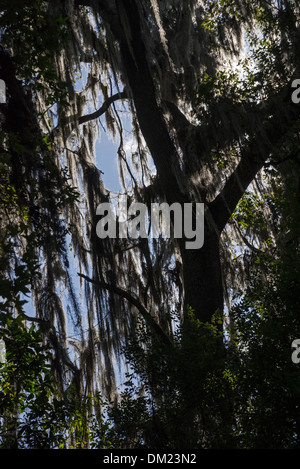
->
left=1, top=0, right=300, bottom=449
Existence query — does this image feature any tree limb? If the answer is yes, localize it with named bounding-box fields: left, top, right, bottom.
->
left=78, top=89, right=128, bottom=125
left=78, top=273, right=173, bottom=346
left=209, top=142, right=266, bottom=234
left=57, top=89, right=128, bottom=130
left=209, top=86, right=300, bottom=233
left=22, top=313, right=50, bottom=326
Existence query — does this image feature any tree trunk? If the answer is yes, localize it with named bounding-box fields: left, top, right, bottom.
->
left=100, top=0, right=226, bottom=325
left=180, top=229, right=223, bottom=323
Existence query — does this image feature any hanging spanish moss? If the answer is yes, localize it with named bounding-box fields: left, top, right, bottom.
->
left=1, top=0, right=300, bottom=410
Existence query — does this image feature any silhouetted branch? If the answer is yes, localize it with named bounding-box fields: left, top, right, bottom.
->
left=78, top=272, right=173, bottom=346
left=78, top=89, right=128, bottom=125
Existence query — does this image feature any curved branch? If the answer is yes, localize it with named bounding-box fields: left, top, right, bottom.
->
left=209, top=142, right=266, bottom=234
left=22, top=313, right=50, bottom=326
left=78, top=89, right=128, bottom=125
left=49, top=89, right=128, bottom=142
left=209, top=88, right=300, bottom=234
left=78, top=273, right=173, bottom=346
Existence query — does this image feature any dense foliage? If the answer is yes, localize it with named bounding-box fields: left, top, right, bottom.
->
left=110, top=169, right=300, bottom=449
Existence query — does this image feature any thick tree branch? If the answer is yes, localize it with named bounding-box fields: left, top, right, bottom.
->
left=209, top=143, right=266, bottom=234
left=78, top=273, right=173, bottom=346
left=209, top=86, right=300, bottom=234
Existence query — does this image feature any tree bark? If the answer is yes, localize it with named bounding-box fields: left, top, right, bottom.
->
left=101, top=0, right=225, bottom=323
left=180, top=228, right=223, bottom=323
